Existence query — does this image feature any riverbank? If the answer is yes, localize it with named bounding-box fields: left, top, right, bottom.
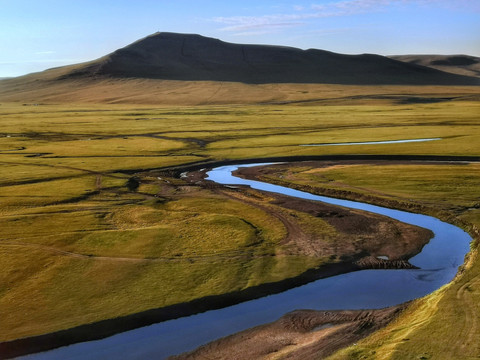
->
left=231, top=160, right=480, bottom=359
left=0, top=159, right=435, bottom=359
left=172, top=305, right=409, bottom=360
left=166, top=161, right=471, bottom=359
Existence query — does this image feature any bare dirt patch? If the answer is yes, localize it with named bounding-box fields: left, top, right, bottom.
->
left=171, top=305, right=407, bottom=360
left=228, top=165, right=431, bottom=267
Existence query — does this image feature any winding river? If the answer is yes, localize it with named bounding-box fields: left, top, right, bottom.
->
left=23, top=163, right=472, bottom=360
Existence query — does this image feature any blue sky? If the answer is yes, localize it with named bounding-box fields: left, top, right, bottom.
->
left=1, top=0, right=479, bottom=77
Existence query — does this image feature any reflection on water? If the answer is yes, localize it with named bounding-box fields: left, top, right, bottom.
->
left=24, top=162, right=471, bottom=360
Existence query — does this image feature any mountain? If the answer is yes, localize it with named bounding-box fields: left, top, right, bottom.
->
left=59, top=32, right=478, bottom=85
left=390, top=55, right=480, bottom=79
left=1, top=33, right=479, bottom=105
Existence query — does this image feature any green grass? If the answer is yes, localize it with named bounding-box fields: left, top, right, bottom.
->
left=1, top=98, right=480, bottom=348
left=254, top=161, right=480, bottom=360
left=253, top=162, right=480, bottom=212
left=0, top=188, right=320, bottom=340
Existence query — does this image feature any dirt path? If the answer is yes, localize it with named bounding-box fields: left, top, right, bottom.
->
left=216, top=188, right=315, bottom=255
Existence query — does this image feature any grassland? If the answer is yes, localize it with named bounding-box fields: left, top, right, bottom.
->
left=311, top=163, right=480, bottom=360
left=243, top=161, right=480, bottom=359
left=0, top=92, right=479, bottom=357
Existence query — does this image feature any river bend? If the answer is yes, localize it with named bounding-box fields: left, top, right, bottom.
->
left=23, top=163, right=472, bottom=360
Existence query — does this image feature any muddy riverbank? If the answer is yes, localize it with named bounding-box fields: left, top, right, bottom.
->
left=172, top=305, right=408, bottom=360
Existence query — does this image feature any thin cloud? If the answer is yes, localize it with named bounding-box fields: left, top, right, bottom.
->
left=220, top=21, right=304, bottom=33
left=213, top=1, right=389, bottom=35
left=213, top=0, right=476, bottom=36
left=214, top=14, right=306, bottom=33
left=311, top=0, right=394, bottom=16
left=312, top=0, right=480, bottom=14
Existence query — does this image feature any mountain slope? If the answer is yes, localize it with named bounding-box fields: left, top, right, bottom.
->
left=61, top=32, right=479, bottom=85
left=391, top=55, right=480, bottom=79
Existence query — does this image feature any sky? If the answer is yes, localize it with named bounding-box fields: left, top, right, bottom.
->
left=1, top=0, right=479, bottom=77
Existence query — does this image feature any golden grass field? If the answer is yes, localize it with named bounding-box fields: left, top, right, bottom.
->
left=0, top=83, right=479, bottom=358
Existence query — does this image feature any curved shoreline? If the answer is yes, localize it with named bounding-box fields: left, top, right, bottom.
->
left=1, top=156, right=476, bottom=359
left=0, top=261, right=372, bottom=358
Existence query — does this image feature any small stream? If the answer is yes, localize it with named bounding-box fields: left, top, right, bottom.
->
left=23, top=162, right=472, bottom=360
left=300, top=138, right=441, bottom=146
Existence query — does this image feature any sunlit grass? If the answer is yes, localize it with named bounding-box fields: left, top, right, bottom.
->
left=261, top=162, right=480, bottom=360
left=1, top=98, right=479, bottom=347
left=257, top=162, right=480, bottom=210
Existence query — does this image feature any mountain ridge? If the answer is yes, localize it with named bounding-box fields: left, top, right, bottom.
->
left=57, top=32, right=479, bottom=85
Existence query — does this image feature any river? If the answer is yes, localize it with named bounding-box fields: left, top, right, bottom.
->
left=22, top=162, right=472, bottom=360
left=300, top=138, right=442, bottom=146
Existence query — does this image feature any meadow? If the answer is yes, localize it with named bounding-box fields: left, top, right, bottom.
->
left=0, top=94, right=479, bottom=358
left=303, top=162, right=480, bottom=360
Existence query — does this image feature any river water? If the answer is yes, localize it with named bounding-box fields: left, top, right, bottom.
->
left=300, top=138, right=442, bottom=146
left=23, top=163, right=472, bottom=360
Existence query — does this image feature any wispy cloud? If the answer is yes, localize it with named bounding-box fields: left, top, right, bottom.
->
left=213, top=0, right=392, bottom=35
left=214, top=14, right=306, bottom=33
left=212, top=0, right=474, bottom=36
left=311, top=0, right=393, bottom=14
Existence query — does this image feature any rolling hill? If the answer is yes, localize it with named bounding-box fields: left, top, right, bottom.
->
left=52, top=32, right=480, bottom=85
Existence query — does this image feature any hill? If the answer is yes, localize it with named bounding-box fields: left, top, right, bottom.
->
left=0, top=32, right=479, bottom=104
left=391, top=55, right=480, bottom=78
left=60, top=32, right=479, bottom=85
